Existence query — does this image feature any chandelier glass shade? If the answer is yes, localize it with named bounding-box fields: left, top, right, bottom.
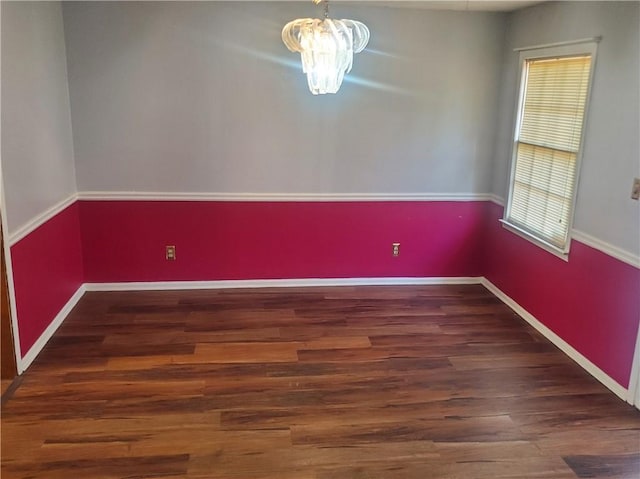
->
left=282, top=13, right=369, bottom=95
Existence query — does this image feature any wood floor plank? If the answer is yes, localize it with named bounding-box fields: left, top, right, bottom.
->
left=314, top=457, right=578, bottom=479
left=194, top=342, right=300, bottom=363
left=2, top=285, right=639, bottom=478
left=563, top=454, right=640, bottom=478
left=300, top=336, right=372, bottom=350
left=290, top=415, right=529, bottom=446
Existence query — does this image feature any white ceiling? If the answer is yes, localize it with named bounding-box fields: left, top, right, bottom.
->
left=213, top=1, right=545, bottom=13
left=336, top=1, right=546, bottom=12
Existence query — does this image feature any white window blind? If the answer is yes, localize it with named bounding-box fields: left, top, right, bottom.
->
left=505, top=53, right=593, bottom=253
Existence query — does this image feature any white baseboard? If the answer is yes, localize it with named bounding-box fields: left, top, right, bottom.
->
left=18, top=284, right=87, bottom=373
left=84, top=276, right=483, bottom=292
left=480, top=278, right=629, bottom=402
left=627, top=327, right=640, bottom=407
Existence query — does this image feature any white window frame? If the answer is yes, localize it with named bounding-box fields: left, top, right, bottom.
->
left=502, top=39, right=599, bottom=260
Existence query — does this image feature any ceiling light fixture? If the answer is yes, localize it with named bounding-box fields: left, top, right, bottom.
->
left=281, top=0, right=370, bottom=95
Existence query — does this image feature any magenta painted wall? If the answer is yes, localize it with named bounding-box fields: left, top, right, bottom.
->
left=78, top=201, right=486, bottom=282
left=483, top=202, right=640, bottom=388
left=9, top=203, right=84, bottom=355
left=8, top=199, right=639, bottom=389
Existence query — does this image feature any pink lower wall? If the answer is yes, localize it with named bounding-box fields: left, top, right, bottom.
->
left=483, top=202, right=640, bottom=388
left=8, top=199, right=639, bottom=389
left=9, top=203, right=84, bottom=356
left=78, top=200, right=485, bottom=282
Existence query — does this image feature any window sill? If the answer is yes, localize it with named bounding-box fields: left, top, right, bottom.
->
left=499, top=219, right=570, bottom=262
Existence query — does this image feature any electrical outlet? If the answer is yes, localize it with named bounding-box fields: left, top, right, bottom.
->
left=392, top=242, right=400, bottom=257
left=166, top=245, right=176, bottom=260
left=632, top=178, right=640, bottom=200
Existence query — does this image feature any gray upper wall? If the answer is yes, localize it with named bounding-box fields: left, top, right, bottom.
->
left=1, top=1, right=77, bottom=234
left=62, top=1, right=506, bottom=194
left=2, top=1, right=637, bottom=256
left=491, top=1, right=640, bottom=255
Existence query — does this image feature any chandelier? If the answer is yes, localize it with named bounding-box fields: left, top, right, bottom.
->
left=281, top=0, right=370, bottom=95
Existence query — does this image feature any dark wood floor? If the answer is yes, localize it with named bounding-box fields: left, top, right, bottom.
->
left=2, top=285, right=639, bottom=478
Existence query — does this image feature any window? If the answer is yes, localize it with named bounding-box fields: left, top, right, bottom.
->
left=503, top=41, right=597, bottom=258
